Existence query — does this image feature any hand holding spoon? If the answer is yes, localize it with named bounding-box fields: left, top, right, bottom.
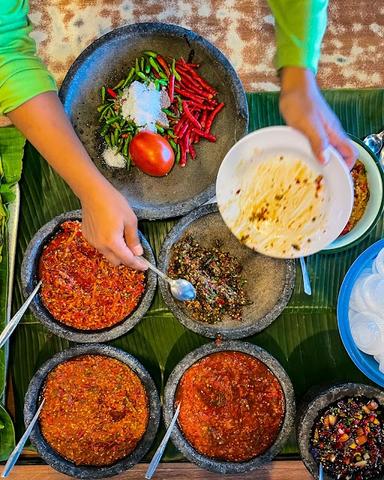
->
left=138, top=257, right=196, bottom=301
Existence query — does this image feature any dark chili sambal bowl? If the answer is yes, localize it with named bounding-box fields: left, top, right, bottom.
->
left=21, top=210, right=157, bottom=343
left=163, top=340, right=296, bottom=475
left=297, top=382, right=384, bottom=480
left=24, top=343, right=161, bottom=479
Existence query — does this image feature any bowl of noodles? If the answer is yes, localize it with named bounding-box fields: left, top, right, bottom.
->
left=216, top=126, right=354, bottom=259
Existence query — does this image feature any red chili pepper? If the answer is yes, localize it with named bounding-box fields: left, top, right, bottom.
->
left=192, top=128, right=216, bottom=142
left=200, top=110, right=208, bottom=130
left=186, top=63, right=200, bottom=68
left=178, top=121, right=189, bottom=139
left=156, top=55, right=171, bottom=77
left=174, top=87, right=208, bottom=105
left=182, top=102, right=202, bottom=130
left=168, top=74, right=175, bottom=103
left=177, top=62, right=216, bottom=94
left=205, top=102, right=225, bottom=132
left=179, top=76, right=213, bottom=99
left=189, top=144, right=196, bottom=159
left=107, top=88, right=117, bottom=98
left=174, top=115, right=187, bottom=136
left=180, top=143, right=187, bottom=167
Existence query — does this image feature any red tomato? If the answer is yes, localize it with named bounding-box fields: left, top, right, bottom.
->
left=129, top=131, right=175, bottom=177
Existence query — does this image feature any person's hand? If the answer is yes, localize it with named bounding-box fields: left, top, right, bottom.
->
left=279, top=67, right=357, bottom=169
left=80, top=182, right=147, bottom=270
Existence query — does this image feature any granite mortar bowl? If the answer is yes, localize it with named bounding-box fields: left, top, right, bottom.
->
left=158, top=203, right=296, bottom=339
left=163, top=340, right=296, bottom=474
left=21, top=210, right=157, bottom=343
left=24, top=344, right=161, bottom=479
left=297, top=382, right=384, bottom=479
left=59, top=22, right=249, bottom=220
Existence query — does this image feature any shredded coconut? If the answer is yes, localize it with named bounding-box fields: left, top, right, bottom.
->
left=120, top=81, right=170, bottom=132
left=102, top=147, right=126, bottom=169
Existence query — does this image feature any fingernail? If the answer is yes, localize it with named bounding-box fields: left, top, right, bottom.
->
left=320, top=146, right=331, bottom=165
left=132, top=244, right=143, bottom=256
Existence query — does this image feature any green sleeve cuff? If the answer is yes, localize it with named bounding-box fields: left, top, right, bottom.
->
left=0, top=64, right=57, bottom=115
left=268, top=0, right=328, bottom=74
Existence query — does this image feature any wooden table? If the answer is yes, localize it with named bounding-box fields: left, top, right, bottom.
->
left=7, top=460, right=312, bottom=479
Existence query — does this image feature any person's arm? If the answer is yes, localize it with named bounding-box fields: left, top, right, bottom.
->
left=267, top=0, right=357, bottom=168
left=0, top=1, right=145, bottom=269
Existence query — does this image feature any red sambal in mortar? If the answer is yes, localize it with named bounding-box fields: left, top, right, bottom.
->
left=175, top=351, right=285, bottom=462
left=40, top=354, right=149, bottom=466
left=39, top=220, right=145, bottom=330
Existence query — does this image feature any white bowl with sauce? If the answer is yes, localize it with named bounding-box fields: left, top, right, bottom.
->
left=216, top=126, right=354, bottom=259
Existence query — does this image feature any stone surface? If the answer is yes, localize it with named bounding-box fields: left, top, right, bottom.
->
left=21, top=210, right=157, bottom=343
left=59, top=23, right=248, bottom=220
left=24, top=343, right=161, bottom=479
left=163, top=340, right=296, bottom=475
left=158, top=203, right=295, bottom=339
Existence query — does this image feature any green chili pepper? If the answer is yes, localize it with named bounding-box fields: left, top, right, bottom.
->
left=106, top=116, right=120, bottom=125
left=171, top=58, right=181, bottom=81
left=137, top=71, right=147, bottom=81
left=154, top=80, right=160, bottom=90
left=162, top=109, right=177, bottom=118
left=158, top=79, right=168, bottom=86
left=166, top=129, right=177, bottom=138
left=156, top=124, right=165, bottom=134
left=149, top=57, right=162, bottom=73
left=113, top=78, right=125, bottom=90
left=169, top=138, right=177, bottom=151
left=135, top=57, right=140, bottom=74
left=123, top=138, right=129, bottom=156
left=117, top=137, right=124, bottom=153
left=100, top=124, right=109, bottom=136
left=110, top=132, right=117, bottom=147
left=175, top=144, right=181, bottom=164
left=122, top=67, right=135, bottom=88
left=105, top=134, right=112, bottom=148
left=114, top=128, right=119, bottom=145
left=159, top=71, right=168, bottom=80
left=97, top=104, right=108, bottom=113
left=101, top=86, right=106, bottom=103
left=140, top=57, right=145, bottom=71
left=145, top=62, right=151, bottom=74
left=144, top=50, right=158, bottom=58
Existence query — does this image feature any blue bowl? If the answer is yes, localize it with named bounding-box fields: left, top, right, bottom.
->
left=337, top=239, right=384, bottom=387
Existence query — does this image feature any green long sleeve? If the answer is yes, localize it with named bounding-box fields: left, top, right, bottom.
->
left=267, top=0, right=328, bottom=73
left=0, top=0, right=56, bottom=115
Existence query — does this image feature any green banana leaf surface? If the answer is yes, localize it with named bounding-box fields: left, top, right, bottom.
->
left=7, top=90, right=384, bottom=461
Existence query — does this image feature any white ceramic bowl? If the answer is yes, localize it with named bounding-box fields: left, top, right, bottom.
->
left=322, top=138, right=384, bottom=252
left=216, top=126, right=354, bottom=259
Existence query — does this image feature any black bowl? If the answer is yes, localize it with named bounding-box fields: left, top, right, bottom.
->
left=21, top=210, right=157, bottom=343
left=59, top=22, right=248, bottom=220
left=163, top=340, right=295, bottom=474
left=158, top=203, right=296, bottom=339
left=297, top=383, right=384, bottom=479
left=24, top=344, right=161, bottom=479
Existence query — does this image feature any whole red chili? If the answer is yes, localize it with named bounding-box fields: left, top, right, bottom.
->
left=182, top=102, right=202, bottom=130
left=192, top=128, right=216, bottom=142
left=205, top=102, right=225, bottom=132
left=156, top=54, right=171, bottom=76
left=168, top=74, right=175, bottom=103
left=106, top=87, right=117, bottom=98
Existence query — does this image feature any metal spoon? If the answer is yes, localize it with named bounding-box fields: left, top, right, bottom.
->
left=2, top=399, right=45, bottom=478
left=0, top=281, right=42, bottom=349
left=379, top=147, right=384, bottom=171
left=363, top=129, right=384, bottom=155
left=138, top=257, right=196, bottom=301
left=145, top=403, right=181, bottom=480
left=319, top=462, right=324, bottom=480
left=299, top=257, right=312, bottom=296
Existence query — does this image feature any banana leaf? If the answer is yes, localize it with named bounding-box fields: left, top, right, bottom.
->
left=0, top=404, right=15, bottom=461
left=7, top=89, right=384, bottom=460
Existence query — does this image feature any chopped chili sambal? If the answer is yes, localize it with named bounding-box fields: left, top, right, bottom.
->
left=39, top=221, right=145, bottom=330
left=176, top=351, right=285, bottom=462
left=40, top=354, right=149, bottom=466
